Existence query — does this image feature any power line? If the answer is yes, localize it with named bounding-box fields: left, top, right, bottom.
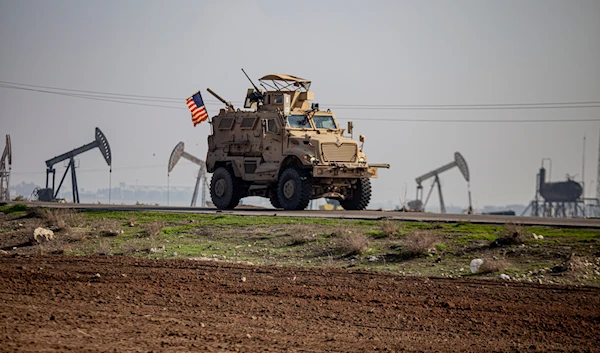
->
left=0, top=80, right=183, bottom=101
left=3, top=79, right=600, bottom=109
left=326, top=101, right=600, bottom=108
left=0, top=84, right=187, bottom=110
left=338, top=117, right=600, bottom=123
left=329, top=105, right=600, bottom=111
left=2, top=79, right=600, bottom=120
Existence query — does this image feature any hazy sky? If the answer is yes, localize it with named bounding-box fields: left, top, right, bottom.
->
left=1, top=0, right=599, bottom=209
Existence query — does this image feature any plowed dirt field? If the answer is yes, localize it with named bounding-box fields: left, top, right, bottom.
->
left=1, top=255, right=598, bottom=352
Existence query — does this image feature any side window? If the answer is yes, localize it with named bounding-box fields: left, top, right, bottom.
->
left=267, top=119, right=278, bottom=134
left=217, top=117, right=235, bottom=130
left=274, top=94, right=283, bottom=104
left=240, top=117, right=256, bottom=129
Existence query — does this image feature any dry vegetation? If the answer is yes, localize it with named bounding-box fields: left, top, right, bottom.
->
left=98, top=219, right=123, bottom=237
left=379, top=219, right=400, bottom=237
left=95, top=240, right=113, bottom=256
left=478, top=258, right=510, bottom=274
left=337, top=233, right=370, bottom=255
left=288, top=224, right=318, bottom=245
left=401, top=231, right=439, bottom=258
left=493, top=224, right=526, bottom=246
left=31, top=208, right=84, bottom=231
left=141, top=221, right=163, bottom=238
left=1, top=205, right=599, bottom=286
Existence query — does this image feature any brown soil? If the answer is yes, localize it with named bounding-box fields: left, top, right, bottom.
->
left=1, top=255, right=598, bottom=352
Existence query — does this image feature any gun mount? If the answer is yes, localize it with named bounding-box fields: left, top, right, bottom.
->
left=0, top=135, right=11, bottom=201
left=409, top=152, right=472, bottom=214
left=168, top=141, right=209, bottom=207
left=38, top=127, right=111, bottom=203
left=242, top=68, right=265, bottom=108
left=206, top=88, right=234, bottom=111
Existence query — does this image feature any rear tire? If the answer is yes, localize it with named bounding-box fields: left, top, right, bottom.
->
left=210, top=167, right=243, bottom=210
left=277, top=168, right=312, bottom=210
left=340, top=178, right=371, bottom=210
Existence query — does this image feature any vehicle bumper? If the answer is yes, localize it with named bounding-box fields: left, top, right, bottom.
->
left=312, top=164, right=378, bottom=178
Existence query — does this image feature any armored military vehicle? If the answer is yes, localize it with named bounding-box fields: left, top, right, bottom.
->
left=205, top=71, right=389, bottom=210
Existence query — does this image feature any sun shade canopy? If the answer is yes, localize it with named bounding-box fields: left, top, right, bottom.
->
left=259, top=74, right=311, bottom=83
left=259, top=74, right=311, bottom=92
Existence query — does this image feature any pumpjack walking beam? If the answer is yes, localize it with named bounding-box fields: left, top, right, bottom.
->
left=44, top=127, right=111, bottom=203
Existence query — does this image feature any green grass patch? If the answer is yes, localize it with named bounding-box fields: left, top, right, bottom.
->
left=526, top=226, right=600, bottom=241
left=0, top=204, right=29, bottom=214
left=453, top=233, right=497, bottom=245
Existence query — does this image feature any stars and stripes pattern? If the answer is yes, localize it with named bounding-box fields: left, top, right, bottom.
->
left=186, top=91, right=209, bottom=126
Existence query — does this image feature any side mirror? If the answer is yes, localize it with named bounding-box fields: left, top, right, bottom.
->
left=359, top=135, right=365, bottom=143
left=347, top=121, right=353, bottom=136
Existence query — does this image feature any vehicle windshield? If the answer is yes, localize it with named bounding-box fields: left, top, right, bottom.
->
left=287, top=115, right=312, bottom=129
left=313, top=115, right=337, bottom=129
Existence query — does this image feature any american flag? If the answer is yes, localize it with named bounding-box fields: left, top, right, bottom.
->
left=186, top=91, right=209, bottom=126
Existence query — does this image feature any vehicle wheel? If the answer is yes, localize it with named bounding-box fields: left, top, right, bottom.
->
left=210, top=167, right=243, bottom=209
left=340, top=178, right=371, bottom=210
left=269, top=188, right=282, bottom=209
left=277, top=168, right=312, bottom=210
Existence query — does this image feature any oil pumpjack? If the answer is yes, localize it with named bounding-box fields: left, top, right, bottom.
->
left=408, top=152, right=472, bottom=214
left=168, top=142, right=209, bottom=207
left=36, top=127, right=111, bottom=203
left=0, top=135, right=11, bottom=201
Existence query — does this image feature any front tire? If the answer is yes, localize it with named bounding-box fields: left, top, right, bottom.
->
left=269, top=188, right=282, bottom=209
left=277, top=168, right=312, bottom=210
left=210, top=167, right=243, bottom=210
left=340, top=178, right=371, bottom=210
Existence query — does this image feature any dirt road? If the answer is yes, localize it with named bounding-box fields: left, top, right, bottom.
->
left=1, top=255, right=598, bottom=352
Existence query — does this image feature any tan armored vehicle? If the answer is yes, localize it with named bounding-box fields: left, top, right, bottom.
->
left=205, top=71, right=389, bottom=210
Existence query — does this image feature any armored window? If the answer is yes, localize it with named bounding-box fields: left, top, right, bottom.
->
left=274, top=94, right=283, bottom=104
left=313, top=115, right=337, bottom=129
left=287, top=115, right=312, bottom=129
left=240, top=117, right=256, bottom=129
left=267, top=119, right=278, bottom=134
left=217, top=117, right=235, bottom=130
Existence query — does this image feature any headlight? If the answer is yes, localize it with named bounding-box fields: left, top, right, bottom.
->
left=310, top=156, right=317, bottom=163
left=358, top=157, right=365, bottom=163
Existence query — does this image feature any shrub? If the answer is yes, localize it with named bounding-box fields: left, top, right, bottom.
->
left=95, top=240, right=113, bottom=256
left=337, top=233, right=370, bottom=255
left=290, top=233, right=315, bottom=245
left=478, top=258, right=509, bottom=274
left=492, top=224, right=525, bottom=247
left=141, top=221, right=163, bottom=237
left=99, top=219, right=123, bottom=237
left=401, top=231, right=439, bottom=257
left=379, top=219, right=400, bottom=237
left=31, top=208, right=83, bottom=231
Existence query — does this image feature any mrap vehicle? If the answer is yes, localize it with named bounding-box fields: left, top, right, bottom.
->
left=205, top=71, right=389, bottom=210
